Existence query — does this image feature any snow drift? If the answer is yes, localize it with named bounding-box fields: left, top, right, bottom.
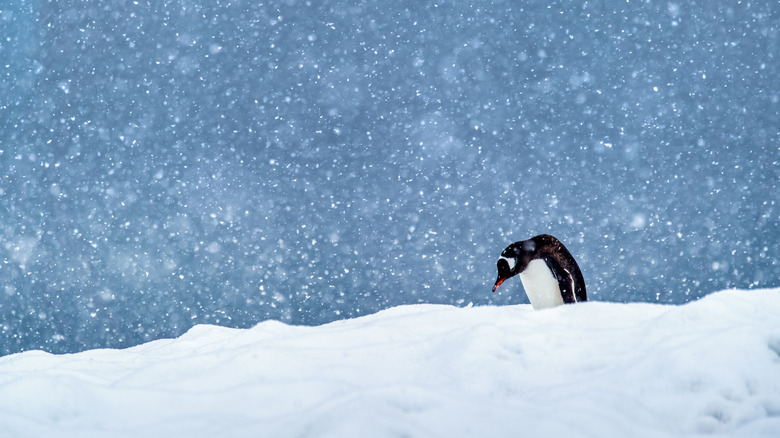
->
left=1, top=289, right=779, bottom=437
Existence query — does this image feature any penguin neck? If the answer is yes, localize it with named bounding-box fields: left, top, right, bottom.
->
left=518, top=258, right=564, bottom=310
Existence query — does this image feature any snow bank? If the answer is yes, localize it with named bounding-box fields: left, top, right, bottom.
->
left=1, top=289, right=779, bottom=437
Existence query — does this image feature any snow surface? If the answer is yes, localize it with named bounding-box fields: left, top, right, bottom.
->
left=1, top=288, right=779, bottom=438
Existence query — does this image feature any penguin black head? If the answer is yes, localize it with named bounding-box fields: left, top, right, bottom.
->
left=492, top=239, right=537, bottom=292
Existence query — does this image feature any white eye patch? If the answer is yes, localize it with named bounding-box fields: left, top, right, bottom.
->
left=499, top=256, right=517, bottom=271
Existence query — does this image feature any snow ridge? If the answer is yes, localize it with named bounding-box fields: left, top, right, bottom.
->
left=1, top=289, right=779, bottom=438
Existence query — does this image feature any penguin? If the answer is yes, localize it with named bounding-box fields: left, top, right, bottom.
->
left=492, top=234, right=586, bottom=309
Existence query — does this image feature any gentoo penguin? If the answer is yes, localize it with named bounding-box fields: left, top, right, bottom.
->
left=492, top=234, right=586, bottom=309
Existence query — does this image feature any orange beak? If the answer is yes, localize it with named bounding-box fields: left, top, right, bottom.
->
left=492, top=276, right=506, bottom=292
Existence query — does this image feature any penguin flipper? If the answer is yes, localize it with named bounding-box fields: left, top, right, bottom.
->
left=572, top=266, right=587, bottom=302
left=543, top=256, right=576, bottom=304
left=563, top=253, right=587, bottom=302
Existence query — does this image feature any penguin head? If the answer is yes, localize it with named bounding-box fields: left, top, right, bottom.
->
left=492, top=239, right=537, bottom=292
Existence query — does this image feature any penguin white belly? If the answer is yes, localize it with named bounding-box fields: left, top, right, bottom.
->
left=519, top=259, right=564, bottom=310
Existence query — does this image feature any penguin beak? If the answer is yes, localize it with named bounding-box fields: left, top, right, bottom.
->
left=492, top=276, right=506, bottom=292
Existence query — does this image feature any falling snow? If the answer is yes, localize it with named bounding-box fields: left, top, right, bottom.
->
left=0, top=1, right=778, bottom=355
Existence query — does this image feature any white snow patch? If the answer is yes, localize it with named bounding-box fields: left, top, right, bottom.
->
left=1, top=289, right=779, bottom=438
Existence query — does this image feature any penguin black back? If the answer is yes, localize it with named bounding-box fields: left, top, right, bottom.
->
left=493, top=234, right=586, bottom=308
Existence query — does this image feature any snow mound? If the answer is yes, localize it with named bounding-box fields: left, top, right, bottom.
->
left=1, top=289, right=779, bottom=437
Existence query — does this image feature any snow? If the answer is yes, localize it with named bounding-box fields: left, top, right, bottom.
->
left=2, top=288, right=779, bottom=438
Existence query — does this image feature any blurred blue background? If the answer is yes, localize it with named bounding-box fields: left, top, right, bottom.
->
left=1, top=0, right=778, bottom=355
